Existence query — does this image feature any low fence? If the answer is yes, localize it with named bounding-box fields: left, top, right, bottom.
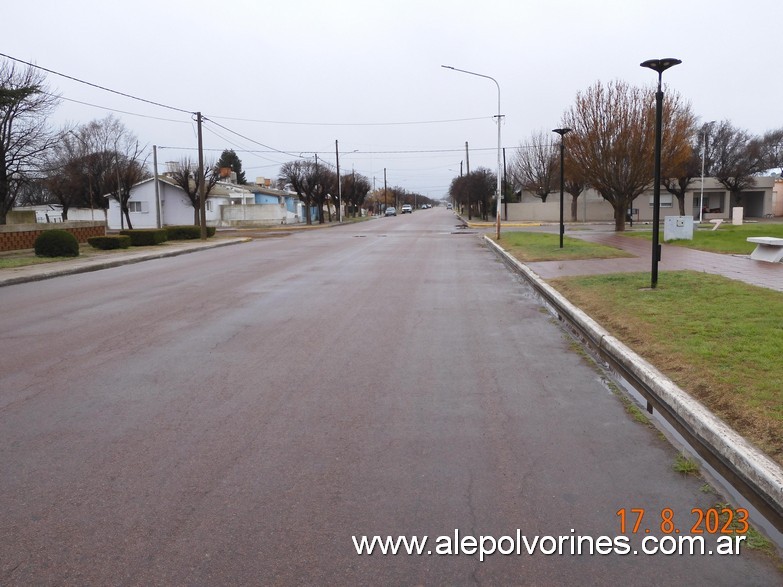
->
left=0, top=221, right=106, bottom=252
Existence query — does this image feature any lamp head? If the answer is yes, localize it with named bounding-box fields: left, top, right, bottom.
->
left=552, top=128, right=572, bottom=137
left=640, top=58, right=682, bottom=74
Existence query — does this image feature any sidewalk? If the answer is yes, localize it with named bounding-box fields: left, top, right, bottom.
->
left=0, top=237, right=249, bottom=288
left=525, top=231, right=783, bottom=292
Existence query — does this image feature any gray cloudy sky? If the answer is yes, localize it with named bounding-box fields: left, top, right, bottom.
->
left=3, top=0, right=781, bottom=198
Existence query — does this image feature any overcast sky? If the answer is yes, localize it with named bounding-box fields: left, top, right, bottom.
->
left=3, top=0, right=781, bottom=198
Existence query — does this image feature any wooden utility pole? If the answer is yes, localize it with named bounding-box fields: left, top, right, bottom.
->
left=153, top=145, right=162, bottom=228
left=197, top=112, right=207, bottom=240
left=335, top=140, right=341, bottom=222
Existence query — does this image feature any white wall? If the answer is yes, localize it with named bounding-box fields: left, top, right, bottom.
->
left=221, top=204, right=299, bottom=225
left=106, top=180, right=227, bottom=229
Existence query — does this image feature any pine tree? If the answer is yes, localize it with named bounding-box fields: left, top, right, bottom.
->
left=216, top=149, right=247, bottom=184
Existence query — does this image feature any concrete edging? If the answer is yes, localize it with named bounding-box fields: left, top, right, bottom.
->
left=484, top=235, right=783, bottom=523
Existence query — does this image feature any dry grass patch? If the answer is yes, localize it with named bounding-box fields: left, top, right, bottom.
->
left=549, top=270, right=783, bottom=466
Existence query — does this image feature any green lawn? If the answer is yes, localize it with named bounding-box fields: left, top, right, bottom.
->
left=500, top=231, right=633, bottom=262
left=550, top=270, right=783, bottom=465
left=627, top=223, right=783, bottom=255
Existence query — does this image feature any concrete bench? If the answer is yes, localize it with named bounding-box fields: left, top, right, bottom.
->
left=747, top=237, right=783, bottom=262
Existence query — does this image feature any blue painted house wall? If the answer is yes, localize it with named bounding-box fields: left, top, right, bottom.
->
left=254, top=193, right=279, bottom=205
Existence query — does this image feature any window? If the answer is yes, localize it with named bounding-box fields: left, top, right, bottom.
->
left=649, top=194, right=673, bottom=208
left=206, top=200, right=213, bottom=212
left=128, top=201, right=148, bottom=213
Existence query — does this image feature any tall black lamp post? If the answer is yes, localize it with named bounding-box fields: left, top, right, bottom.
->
left=552, top=128, right=572, bottom=248
left=640, top=57, right=681, bottom=289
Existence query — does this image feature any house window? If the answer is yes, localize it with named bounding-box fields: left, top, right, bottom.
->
left=649, top=194, right=673, bottom=208
left=206, top=200, right=213, bottom=212
left=128, top=201, right=148, bottom=213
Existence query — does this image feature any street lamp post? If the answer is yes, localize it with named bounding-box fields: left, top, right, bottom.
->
left=552, top=128, right=572, bottom=248
left=442, top=65, right=503, bottom=239
left=698, top=122, right=714, bottom=225
left=640, top=57, right=681, bottom=289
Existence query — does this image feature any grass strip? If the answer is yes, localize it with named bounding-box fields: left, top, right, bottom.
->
left=625, top=223, right=783, bottom=255
left=501, top=231, right=634, bottom=262
left=549, top=270, right=783, bottom=466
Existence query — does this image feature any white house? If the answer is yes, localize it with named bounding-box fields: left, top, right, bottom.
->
left=105, top=175, right=306, bottom=230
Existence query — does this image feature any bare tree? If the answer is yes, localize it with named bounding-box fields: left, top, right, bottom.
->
left=563, top=150, right=587, bottom=221
left=562, top=79, right=694, bottom=231
left=168, top=157, right=219, bottom=225
left=510, top=130, right=559, bottom=202
left=449, top=168, right=496, bottom=219
left=706, top=120, right=765, bottom=213
left=0, top=58, right=60, bottom=224
left=279, top=160, right=318, bottom=225
left=341, top=172, right=371, bottom=218
left=760, top=127, right=783, bottom=176
left=278, top=159, right=336, bottom=224
left=661, top=123, right=703, bottom=216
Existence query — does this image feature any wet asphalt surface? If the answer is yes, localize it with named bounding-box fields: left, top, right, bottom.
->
left=1, top=209, right=780, bottom=585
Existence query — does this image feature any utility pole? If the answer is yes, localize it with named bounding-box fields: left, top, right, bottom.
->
left=197, top=112, right=207, bottom=240
left=503, top=147, right=507, bottom=221
left=384, top=168, right=387, bottom=211
left=335, top=140, right=341, bottom=223
left=465, top=141, right=471, bottom=220
left=153, top=145, right=162, bottom=228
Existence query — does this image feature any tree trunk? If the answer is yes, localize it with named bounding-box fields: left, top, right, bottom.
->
left=570, top=194, right=579, bottom=222
left=194, top=206, right=199, bottom=225
left=123, top=206, right=134, bottom=230
left=614, top=204, right=626, bottom=231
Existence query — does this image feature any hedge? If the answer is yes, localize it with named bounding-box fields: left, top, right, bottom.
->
left=119, top=229, right=169, bottom=246
left=87, top=235, right=132, bottom=250
left=165, top=225, right=216, bottom=240
left=34, top=230, right=80, bottom=257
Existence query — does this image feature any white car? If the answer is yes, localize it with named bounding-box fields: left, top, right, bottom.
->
left=401, top=204, right=413, bottom=214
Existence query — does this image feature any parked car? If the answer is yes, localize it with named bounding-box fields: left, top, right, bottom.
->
left=401, top=204, right=413, bottom=214
left=385, top=207, right=397, bottom=216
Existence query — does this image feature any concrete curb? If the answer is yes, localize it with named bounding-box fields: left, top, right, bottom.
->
left=484, top=235, right=783, bottom=525
left=0, top=238, right=251, bottom=288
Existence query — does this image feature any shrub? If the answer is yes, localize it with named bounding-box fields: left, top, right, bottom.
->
left=87, top=235, right=131, bottom=250
left=164, top=225, right=217, bottom=240
left=34, top=230, right=80, bottom=257
left=165, top=225, right=201, bottom=240
left=119, top=229, right=168, bottom=246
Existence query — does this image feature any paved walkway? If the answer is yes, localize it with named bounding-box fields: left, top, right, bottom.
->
left=524, top=231, right=783, bottom=292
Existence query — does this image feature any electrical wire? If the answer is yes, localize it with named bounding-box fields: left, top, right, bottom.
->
left=51, top=93, right=191, bottom=123
left=206, top=114, right=493, bottom=127
left=0, top=52, right=194, bottom=115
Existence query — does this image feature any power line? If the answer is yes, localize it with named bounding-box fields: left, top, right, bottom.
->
left=0, top=52, right=194, bottom=115
left=206, top=114, right=493, bottom=127
left=203, top=117, right=304, bottom=160
left=51, top=93, right=191, bottom=123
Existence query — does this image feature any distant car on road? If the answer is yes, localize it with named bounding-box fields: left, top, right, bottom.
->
left=385, top=207, right=397, bottom=216
left=401, top=204, right=413, bottom=214
left=446, top=203, right=453, bottom=210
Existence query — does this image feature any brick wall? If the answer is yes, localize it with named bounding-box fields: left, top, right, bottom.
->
left=0, top=222, right=106, bottom=252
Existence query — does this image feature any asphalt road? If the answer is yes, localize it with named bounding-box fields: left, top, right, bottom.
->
left=1, top=209, right=780, bottom=585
